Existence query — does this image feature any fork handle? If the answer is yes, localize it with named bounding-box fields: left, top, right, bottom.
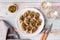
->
left=40, top=33, right=48, bottom=40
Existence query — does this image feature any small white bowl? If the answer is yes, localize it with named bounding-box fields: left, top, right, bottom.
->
left=16, top=8, right=45, bottom=37
left=7, top=3, right=17, bottom=14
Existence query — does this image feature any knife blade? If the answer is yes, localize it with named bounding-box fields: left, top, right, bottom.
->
left=45, top=23, right=53, bottom=34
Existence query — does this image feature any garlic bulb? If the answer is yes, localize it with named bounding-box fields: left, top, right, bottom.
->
left=47, top=10, right=58, bottom=19
left=41, top=1, right=51, bottom=9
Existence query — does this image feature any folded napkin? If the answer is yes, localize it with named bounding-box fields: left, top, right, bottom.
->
left=0, top=20, right=20, bottom=40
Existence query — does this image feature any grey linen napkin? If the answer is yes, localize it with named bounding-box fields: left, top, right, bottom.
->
left=2, top=20, right=20, bottom=39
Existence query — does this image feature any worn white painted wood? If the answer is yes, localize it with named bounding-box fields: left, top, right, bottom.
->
left=0, top=0, right=60, bottom=2
left=0, top=0, right=43, bottom=2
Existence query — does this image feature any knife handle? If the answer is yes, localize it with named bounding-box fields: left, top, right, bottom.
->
left=40, top=33, right=48, bottom=40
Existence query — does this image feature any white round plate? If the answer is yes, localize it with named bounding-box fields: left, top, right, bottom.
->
left=16, top=8, right=45, bottom=37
